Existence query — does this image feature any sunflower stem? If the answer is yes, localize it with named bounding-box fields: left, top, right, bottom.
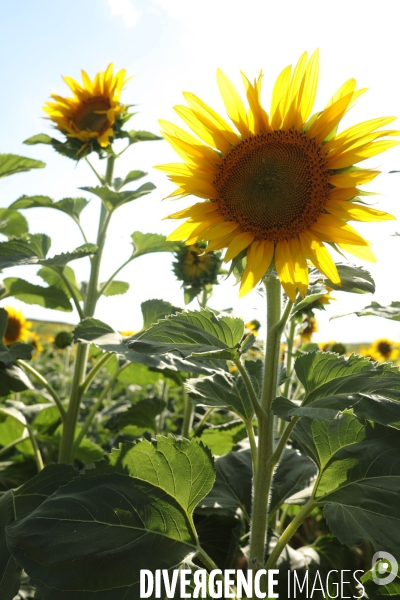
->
left=182, top=384, right=194, bottom=438
left=58, top=155, right=115, bottom=464
left=16, top=359, right=66, bottom=421
left=249, top=276, right=283, bottom=596
left=283, top=316, right=297, bottom=399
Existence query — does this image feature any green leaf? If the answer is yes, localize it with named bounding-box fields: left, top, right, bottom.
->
left=0, top=233, right=51, bottom=268
left=11, top=195, right=90, bottom=221
left=199, top=448, right=252, bottom=518
left=141, top=298, right=181, bottom=331
left=101, top=280, right=129, bottom=297
left=0, top=464, right=77, bottom=600
left=293, top=414, right=400, bottom=555
left=269, top=446, right=317, bottom=512
left=186, top=370, right=254, bottom=421
left=131, top=231, right=180, bottom=259
left=0, top=458, right=37, bottom=492
left=105, top=397, right=166, bottom=432
left=333, top=300, right=400, bottom=322
left=0, top=209, right=28, bottom=238
left=123, top=129, right=163, bottom=145
left=199, top=421, right=248, bottom=455
left=74, top=317, right=214, bottom=375
left=41, top=243, right=97, bottom=267
left=0, top=278, right=72, bottom=311
left=38, top=265, right=83, bottom=301
left=196, top=515, right=242, bottom=570
left=23, top=133, right=53, bottom=146
left=7, top=437, right=214, bottom=599
left=113, top=170, right=147, bottom=191
left=0, top=154, right=45, bottom=179
left=81, top=183, right=155, bottom=211
left=0, top=364, right=34, bottom=397
left=129, top=308, right=245, bottom=360
left=309, top=263, right=375, bottom=294
left=291, top=284, right=327, bottom=316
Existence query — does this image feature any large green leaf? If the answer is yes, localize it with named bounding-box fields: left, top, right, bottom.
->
left=199, top=421, right=248, bottom=456
left=131, top=231, right=180, bottom=259
left=309, top=263, right=375, bottom=294
left=198, top=448, right=252, bottom=518
left=0, top=278, right=72, bottom=311
left=73, top=317, right=215, bottom=375
left=334, top=301, right=400, bottom=322
left=7, top=437, right=214, bottom=599
left=129, top=308, right=245, bottom=360
left=81, top=183, right=155, bottom=211
left=0, top=209, right=28, bottom=238
left=0, top=154, right=45, bottom=179
left=195, top=514, right=242, bottom=570
left=11, top=195, right=90, bottom=221
left=290, top=284, right=327, bottom=316
left=186, top=370, right=254, bottom=421
left=105, top=397, right=166, bottom=433
left=293, top=414, right=400, bottom=555
left=38, top=265, right=83, bottom=301
left=269, top=446, right=317, bottom=512
left=141, top=299, right=181, bottom=330
left=0, top=364, right=34, bottom=396
left=0, top=464, right=77, bottom=600
left=0, top=233, right=51, bottom=268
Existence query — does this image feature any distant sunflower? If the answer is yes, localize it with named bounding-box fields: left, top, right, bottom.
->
left=158, top=51, right=398, bottom=300
left=370, top=338, right=399, bottom=362
left=3, top=307, right=31, bottom=345
left=43, top=63, right=131, bottom=150
left=300, top=316, right=318, bottom=342
left=320, top=341, right=347, bottom=355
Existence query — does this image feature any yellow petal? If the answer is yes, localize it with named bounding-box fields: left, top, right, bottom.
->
left=165, top=202, right=218, bottom=220
left=287, top=237, right=309, bottom=296
left=299, top=230, right=340, bottom=283
left=167, top=217, right=218, bottom=241
left=328, top=187, right=360, bottom=202
left=311, top=215, right=370, bottom=246
left=270, top=65, right=292, bottom=129
left=217, top=69, right=249, bottom=137
left=240, top=71, right=271, bottom=135
left=298, top=50, right=320, bottom=124
left=338, top=243, right=376, bottom=262
left=239, top=241, right=274, bottom=296
left=174, top=105, right=231, bottom=153
left=275, top=240, right=297, bottom=301
left=329, top=169, right=380, bottom=188
left=224, top=232, right=255, bottom=262
left=183, top=92, right=239, bottom=145
left=325, top=200, right=395, bottom=222
left=202, top=221, right=239, bottom=241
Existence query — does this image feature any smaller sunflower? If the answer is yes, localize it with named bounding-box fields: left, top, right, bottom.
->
left=244, top=319, right=261, bottom=337
left=173, top=242, right=222, bottom=303
left=43, top=63, right=131, bottom=154
left=320, top=341, right=347, bottom=355
left=53, top=331, right=73, bottom=350
left=29, top=332, right=43, bottom=355
left=370, top=338, right=399, bottom=362
left=2, top=307, right=31, bottom=345
left=300, top=316, right=318, bottom=342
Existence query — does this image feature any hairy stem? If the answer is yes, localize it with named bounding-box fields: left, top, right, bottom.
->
left=27, top=424, right=44, bottom=472
left=234, top=359, right=263, bottom=420
left=182, top=385, right=194, bottom=438
left=58, top=155, right=115, bottom=463
left=50, top=266, right=85, bottom=321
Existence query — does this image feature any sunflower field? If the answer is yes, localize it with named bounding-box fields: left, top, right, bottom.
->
left=1, top=53, right=400, bottom=600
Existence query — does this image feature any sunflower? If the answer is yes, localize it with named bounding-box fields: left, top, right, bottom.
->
left=300, top=316, right=318, bottom=342
left=43, top=63, right=131, bottom=151
left=29, top=332, right=43, bottom=354
left=370, top=338, right=399, bottom=362
left=320, top=341, right=347, bottom=355
left=245, top=319, right=261, bottom=337
left=158, top=51, right=398, bottom=301
left=2, top=306, right=31, bottom=345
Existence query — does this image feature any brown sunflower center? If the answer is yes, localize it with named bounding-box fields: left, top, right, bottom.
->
left=5, top=317, right=22, bottom=344
left=72, top=97, right=110, bottom=133
left=213, top=130, right=330, bottom=242
left=378, top=341, right=392, bottom=356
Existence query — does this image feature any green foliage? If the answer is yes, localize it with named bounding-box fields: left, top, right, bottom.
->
left=101, top=280, right=130, bottom=296
left=11, top=195, right=90, bottom=221
left=293, top=414, right=400, bottom=555
left=0, top=208, right=28, bottom=238
left=335, top=300, right=400, bottom=321
left=130, top=231, right=180, bottom=258
left=309, top=263, right=375, bottom=294
left=0, top=154, right=45, bottom=178
left=129, top=308, right=245, bottom=360
left=81, top=183, right=155, bottom=211
left=7, top=437, right=214, bottom=599
left=0, top=278, right=72, bottom=311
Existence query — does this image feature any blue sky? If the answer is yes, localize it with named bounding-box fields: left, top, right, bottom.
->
left=1, top=0, right=400, bottom=343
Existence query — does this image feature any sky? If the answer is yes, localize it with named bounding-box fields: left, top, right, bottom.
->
left=1, top=0, right=400, bottom=343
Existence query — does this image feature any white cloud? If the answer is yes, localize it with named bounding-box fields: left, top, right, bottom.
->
left=108, top=0, right=141, bottom=28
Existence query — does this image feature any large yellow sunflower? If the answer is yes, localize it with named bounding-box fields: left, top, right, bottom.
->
left=43, top=63, right=130, bottom=148
left=157, top=51, right=398, bottom=300
left=2, top=307, right=31, bottom=345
